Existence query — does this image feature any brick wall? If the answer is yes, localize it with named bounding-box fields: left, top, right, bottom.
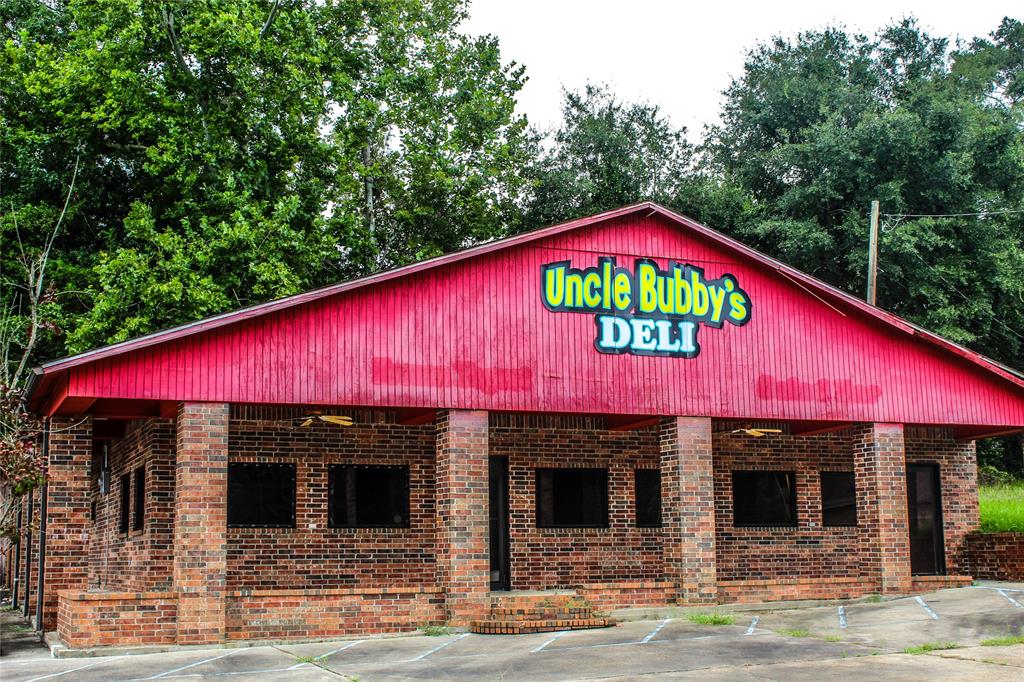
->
left=89, top=419, right=176, bottom=591
left=226, top=587, right=444, bottom=640
left=489, top=414, right=663, bottom=590
left=964, top=533, right=1024, bottom=581
left=227, top=413, right=437, bottom=589
left=714, top=428, right=877, bottom=583
left=40, top=417, right=93, bottom=630
left=58, top=591, right=177, bottom=649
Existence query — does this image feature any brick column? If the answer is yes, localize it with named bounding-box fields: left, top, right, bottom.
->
left=435, top=409, right=490, bottom=624
left=855, top=423, right=911, bottom=595
left=173, top=403, right=229, bottom=644
left=660, top=416, right=717, bottom=604
left=42, top=417, right=93, bottom=630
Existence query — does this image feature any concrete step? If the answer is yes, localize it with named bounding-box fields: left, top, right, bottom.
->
left=470, top=617, right=615, bottom=635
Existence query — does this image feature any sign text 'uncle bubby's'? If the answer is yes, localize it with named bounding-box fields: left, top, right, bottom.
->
left=540, top=257, right=752, bottom=358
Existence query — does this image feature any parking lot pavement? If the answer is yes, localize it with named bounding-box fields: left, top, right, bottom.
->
left=1, top=584, right=1022, bottom=681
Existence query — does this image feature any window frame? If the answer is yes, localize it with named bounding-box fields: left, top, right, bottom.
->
left=535, top=467, right=610, bottom=529
left=634, top=468, right=662, bottom=528
left=820, top=470, right=858, bottom=527
left=328, top=464, right=411, bottom=529
left=227, top=462, right=297, bottom=529
left=132, top=466, right=146, bottom=531
left=731, top=470, right=798, bottom=528
left=118, top=472, right=131, bottom=533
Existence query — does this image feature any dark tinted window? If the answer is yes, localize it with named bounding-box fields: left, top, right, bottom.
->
left=536, top=468, right=608, bottom=528
left=119, top=472, right=130, bottom=533
left=732, top=471, right=796, bottom=527
left=821, top=471, right=857, bottom=526
left=329, top=465, right=410, bottom=528
left=635, top=469, right=661, bottom=527
left=227, top=463, right=296, bottom=527
left=132, top=467, right=145, bottom=531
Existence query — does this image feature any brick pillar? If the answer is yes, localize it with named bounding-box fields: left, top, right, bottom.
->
left=855, top=423, right=911, bottom=595
left=42, top=417, right=93, bottom=630
left=660, top=416, right=717, bottom=604
left=173, top=403, right=229, bottom=644
left=435, top=409, right=490, bottom=624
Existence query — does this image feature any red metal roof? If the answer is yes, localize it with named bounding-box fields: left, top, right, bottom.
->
left=27, top=202, right=1024, bottom=429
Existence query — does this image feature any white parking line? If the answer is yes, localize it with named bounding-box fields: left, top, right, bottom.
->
left=641, top=618, right=671, bottom=643
left=838, top=606, right=848, bottom=629
left=914, top=595, right=940, bottom=620
left=997, top=589, right=1023, bottom=608
left=532, top=630, right=570, bottom=653
left=24, top=660, right=108, bottom=682
left=745, top=616, right=759, bottom=635
left=306, top=639, right=364, bottom=663
left=409, top=632, right=469, bottom=661
left=145, top=649, right=240, bottom=679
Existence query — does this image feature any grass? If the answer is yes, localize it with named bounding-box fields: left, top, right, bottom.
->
left=420, top=625, right=451, bottom=637
left=864, top=594, right=884, bottom=604
left=978, top=482, right=1024, bottom=533
left=981, top=635, right=1024, bottom=647
left=778, top=629, right=810, bottom=638
left=903, top=641, right=961, bottom=655
left=686, top=612, right=735, bottom=626
left=824, top=635, right=841, bottom=642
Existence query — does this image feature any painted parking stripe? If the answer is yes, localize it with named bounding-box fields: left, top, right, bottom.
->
left=838, top=606, right=848, bottom=629
left=145, top=649, right=240, bottom=679
left=745, top=616, right=759, bottom=635
left=915, top=595, right=940, bottom=620
left=308, top=639, right=364, bottom=663
left=532, top=630, right=570, bottom=653
left=997, top=589, right=1023, bottom=608
left=24, top=660, right=109, bottom=682
left=641, top=618, right=671, bottom=643
left=409, top=632, right=470, bottom=661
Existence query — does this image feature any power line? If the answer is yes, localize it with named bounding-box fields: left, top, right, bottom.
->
left=881, top=208, right=1024, bottom=218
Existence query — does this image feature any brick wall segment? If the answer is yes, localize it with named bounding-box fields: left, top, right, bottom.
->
left=173, top=402, right=229, bottom=645
left=435, top=409, right=490, bottom=624
left=660, top=417, right=717, bottom=604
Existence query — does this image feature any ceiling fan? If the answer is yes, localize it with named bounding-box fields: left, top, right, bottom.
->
left=297, top=413, right=354, bottom=427
left=730, top=427, right=783, bottom=438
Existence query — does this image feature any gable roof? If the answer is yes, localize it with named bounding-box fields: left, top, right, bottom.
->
left=28, top=201, right=1024, bottom=410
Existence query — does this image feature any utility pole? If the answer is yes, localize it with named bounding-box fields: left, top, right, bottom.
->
left=866, top=200, right=880, bottom=305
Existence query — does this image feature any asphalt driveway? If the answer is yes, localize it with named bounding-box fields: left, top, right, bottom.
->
left=2, top=583, right=1022, bottom=681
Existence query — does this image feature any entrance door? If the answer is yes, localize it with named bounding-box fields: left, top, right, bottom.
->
left=489, top=456, right=511, bottom=590
left=906, top=463, right=945, bottom=575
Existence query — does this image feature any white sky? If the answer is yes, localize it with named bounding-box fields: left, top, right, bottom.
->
left=463, top=0, right=1017, bottom=138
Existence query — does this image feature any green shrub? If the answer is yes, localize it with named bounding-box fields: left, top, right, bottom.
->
left=978, top=483, right=1024, bottom=533
left=981, top=635, right=1024, bottom=646
left=903, top=641, right=960, bottom=654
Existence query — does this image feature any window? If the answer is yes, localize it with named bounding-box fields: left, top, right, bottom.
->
left=329, top=465, right=410, bottom=528
left=132, top=467, right=146, bottom=531
left=536, top=468, right=608, bottom=528
left=227, top=463, right=296, bottom=528
left=821, top=471, right=857, bottom=526
left=732, top=471, right=796, bottom=527
left=635, top=469, right=661, bottom=527
left=119, top=472, right=130, bottom=533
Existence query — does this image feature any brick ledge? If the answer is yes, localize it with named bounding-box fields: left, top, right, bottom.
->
left=228, top=586, right=442, bottom=598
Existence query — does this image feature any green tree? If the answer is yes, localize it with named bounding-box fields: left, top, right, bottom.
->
left=520, top=84, right=693, bottom=230
left=1, top=0, right=530, bottom=357
left=704, top=17, right=1024, bottom=367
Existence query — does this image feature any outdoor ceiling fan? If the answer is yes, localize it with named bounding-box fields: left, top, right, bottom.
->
left=730, top=427, right=783, bottom=438
left=297, top=413, right=354, bottom=427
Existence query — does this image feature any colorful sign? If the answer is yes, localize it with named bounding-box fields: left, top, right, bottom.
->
left=540, top=257, right=752, bottom=358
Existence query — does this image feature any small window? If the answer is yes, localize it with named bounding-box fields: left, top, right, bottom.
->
left=227, top=463, right=296, bottom=528
left=821, top=471, right=857, bottom=526
left=732, top=471, right=796, bottom=527
left=536, top=468, right=608, bottom=528
left=132, top=467, right=146, bottom=531
left=635, top=469, right=661, bottom=527
left=119, top=472, right=130, bottom=533
left=91, top=499, right=97, bottom=523
left=329, top=465, right=410, bottom=528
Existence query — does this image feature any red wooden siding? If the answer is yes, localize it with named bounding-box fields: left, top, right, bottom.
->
left=37, top=211, right=1024, bottom=426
